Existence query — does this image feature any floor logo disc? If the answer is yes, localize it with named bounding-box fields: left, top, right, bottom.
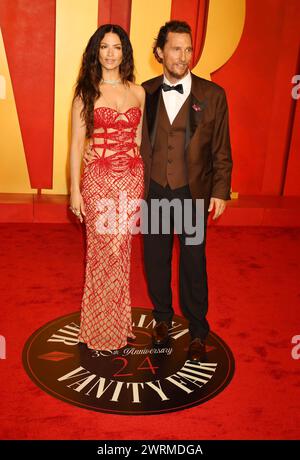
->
left=23, top=308, right=235, bottom=415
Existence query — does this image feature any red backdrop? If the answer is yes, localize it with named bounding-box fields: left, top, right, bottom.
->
left=0, top=0, right=299, bottom=195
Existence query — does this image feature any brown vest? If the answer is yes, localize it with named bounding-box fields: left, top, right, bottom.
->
left=150, top=95, right=190, bottom=189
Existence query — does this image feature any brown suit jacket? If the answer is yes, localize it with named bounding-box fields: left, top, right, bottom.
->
left=140, top=73, right=233, bottom=202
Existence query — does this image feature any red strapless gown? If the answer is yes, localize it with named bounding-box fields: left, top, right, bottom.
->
left=77, top=107, right=144, bottom=350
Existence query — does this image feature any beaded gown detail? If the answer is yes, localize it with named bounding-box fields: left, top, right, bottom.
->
left=78, top=106, right=144, bottom=350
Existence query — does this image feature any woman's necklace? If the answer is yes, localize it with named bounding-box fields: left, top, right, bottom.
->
left=101, top=78, right=121, bottom=87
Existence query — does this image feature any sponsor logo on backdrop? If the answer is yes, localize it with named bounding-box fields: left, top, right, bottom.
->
left=23, top=308, right=235, bottom=415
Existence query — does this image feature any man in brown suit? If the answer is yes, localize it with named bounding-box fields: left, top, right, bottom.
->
left=141, top=20, right=233, bottom=361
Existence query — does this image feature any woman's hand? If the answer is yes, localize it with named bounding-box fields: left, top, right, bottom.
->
left=69, top=190, right=86, bottom=223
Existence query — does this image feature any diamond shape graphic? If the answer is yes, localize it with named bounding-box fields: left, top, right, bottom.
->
left=38, top=351, right=75, bottom=362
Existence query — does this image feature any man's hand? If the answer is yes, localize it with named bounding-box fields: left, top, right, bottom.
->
left=83, top=143, right=96, bottom=165
left=208, top=197, right=226, bottom=220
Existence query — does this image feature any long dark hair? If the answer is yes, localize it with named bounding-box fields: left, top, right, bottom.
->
left=73, top=24, right=134, bottom=138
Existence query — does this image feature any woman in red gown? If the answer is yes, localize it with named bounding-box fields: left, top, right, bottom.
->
left=69, top=24, right=144, bottom=351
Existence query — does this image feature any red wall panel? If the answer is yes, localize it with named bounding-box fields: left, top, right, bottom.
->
left=171, top=0, right=208, bottom=68
left=98, top=0, right=132, bottom=33
left=212, top=0, right=300, bottom=196
left=284, top=84, right=300, bottom=196
left=0, top=0, right=55, bottom=189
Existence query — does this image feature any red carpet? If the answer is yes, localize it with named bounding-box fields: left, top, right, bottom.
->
left=0, top=223, right=300, bottom=439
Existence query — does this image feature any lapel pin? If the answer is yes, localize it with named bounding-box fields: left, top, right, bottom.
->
left=192, top=103, right=202, bottom=112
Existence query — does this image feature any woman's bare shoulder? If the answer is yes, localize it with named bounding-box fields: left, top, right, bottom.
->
left=128, top=82, right=145, bottom=100
left=72, top=95, right=84, bottom=111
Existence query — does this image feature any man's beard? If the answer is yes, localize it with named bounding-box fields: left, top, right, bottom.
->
left=167, top=66, right=189, bottom=81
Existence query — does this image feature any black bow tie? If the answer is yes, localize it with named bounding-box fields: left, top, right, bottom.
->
left=162, top=83, right=184, bottom=94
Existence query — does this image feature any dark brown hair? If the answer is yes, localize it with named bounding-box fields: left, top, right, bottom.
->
left=73, top=24, right=134, bottom=138
left=153, top=20, right=192, bottom=63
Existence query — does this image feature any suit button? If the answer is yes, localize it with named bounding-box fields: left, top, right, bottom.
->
left=168, top=145, right=174, bottom=150
left=168, top=159, right=172, bottom=163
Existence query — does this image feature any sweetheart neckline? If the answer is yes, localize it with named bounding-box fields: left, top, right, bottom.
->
left=94, top=106, right=141, bottom=115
